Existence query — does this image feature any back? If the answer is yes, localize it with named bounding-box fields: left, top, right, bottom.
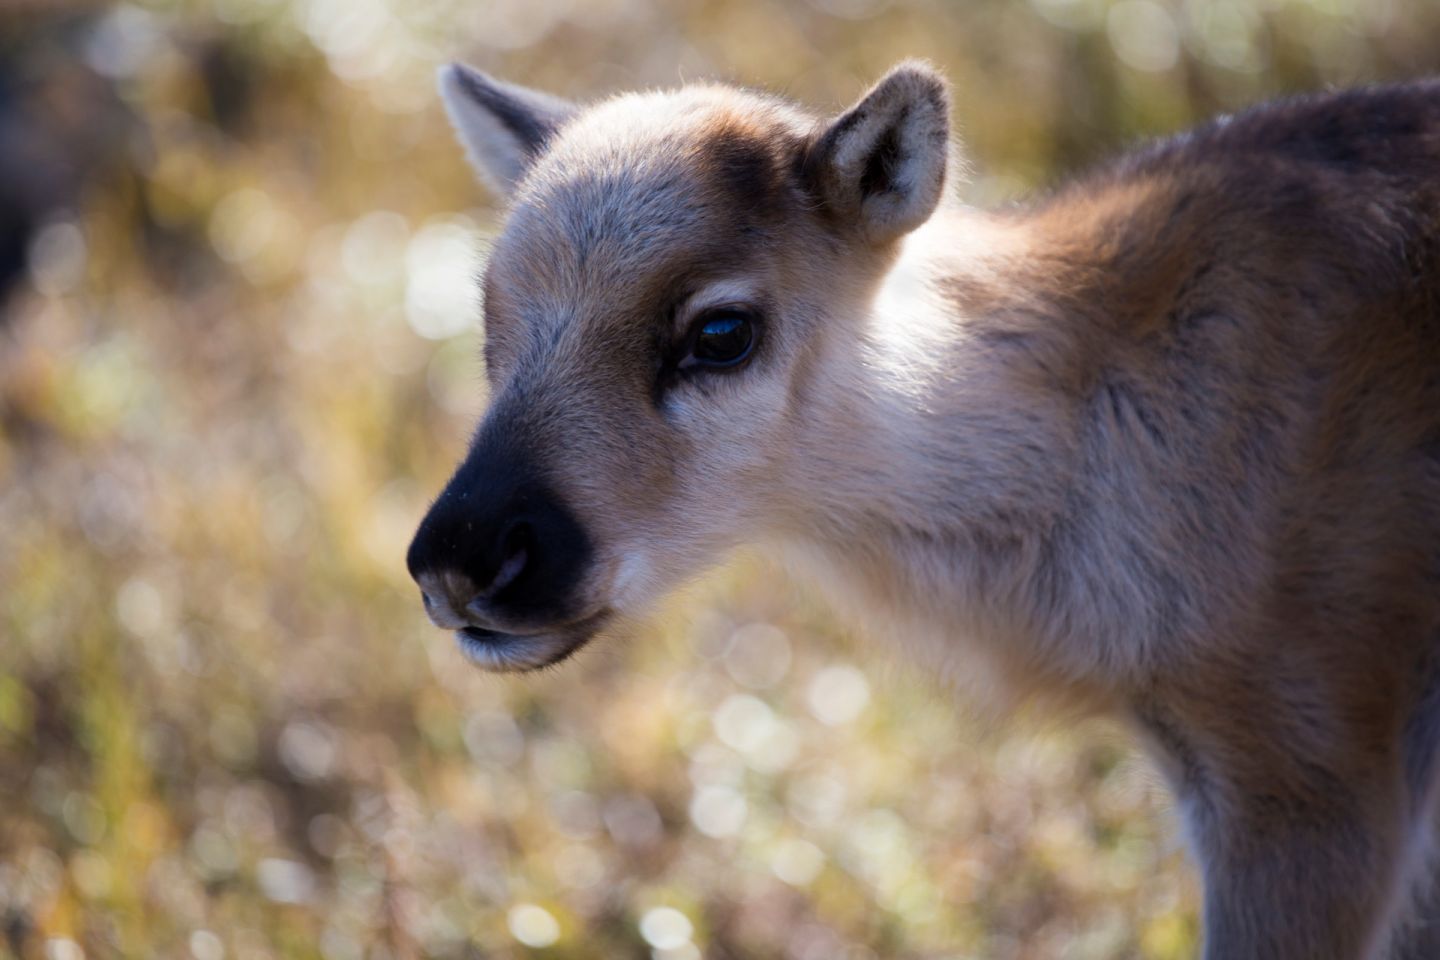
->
left=1015, top=81, right=1440, bottom=651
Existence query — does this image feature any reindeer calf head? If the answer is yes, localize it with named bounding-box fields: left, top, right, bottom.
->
left=407, top=62, right=951, bottom=671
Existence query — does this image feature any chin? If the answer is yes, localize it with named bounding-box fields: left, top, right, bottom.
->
left=453, top=611, right=610, bottom=673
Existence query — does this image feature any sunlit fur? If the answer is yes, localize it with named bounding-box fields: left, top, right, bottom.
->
left=430, top=63, right=1440, bottom=958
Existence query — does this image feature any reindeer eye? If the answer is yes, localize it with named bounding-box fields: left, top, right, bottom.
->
left=684, top=309, right=755, bottom=369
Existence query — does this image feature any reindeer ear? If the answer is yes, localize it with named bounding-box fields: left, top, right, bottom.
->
left=806, top=61, right=951, bottom=244
left=438, top=63, right=576, bottom=197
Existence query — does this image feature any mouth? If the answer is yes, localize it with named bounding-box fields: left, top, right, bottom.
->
left=453, top=611, right=610, bottom=673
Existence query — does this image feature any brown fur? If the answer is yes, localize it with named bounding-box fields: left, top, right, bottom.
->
left=413, top=64, right=1440, bottom=957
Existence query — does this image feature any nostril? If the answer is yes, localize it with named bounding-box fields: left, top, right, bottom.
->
left=480, top=520, right=531, bottom=600
left=411, top=478, right=591, bottom=626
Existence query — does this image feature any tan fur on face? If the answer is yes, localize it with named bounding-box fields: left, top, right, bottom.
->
left=430, top=65, right=1440, bottom=958
left=472, top=88, right=811, bottom=613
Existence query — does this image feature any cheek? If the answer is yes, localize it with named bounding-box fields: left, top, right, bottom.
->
left=656, top=374, right=793, bottom=527
left=582, top=378, right=793, bottom=613
left=667, top=373, right=791, bottom=450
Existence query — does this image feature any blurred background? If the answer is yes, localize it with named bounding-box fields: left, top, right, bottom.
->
left=2, top=1, right=1438, bottom=957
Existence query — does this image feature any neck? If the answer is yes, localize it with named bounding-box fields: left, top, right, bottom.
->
left=778, top=203, right=1162, bottom=707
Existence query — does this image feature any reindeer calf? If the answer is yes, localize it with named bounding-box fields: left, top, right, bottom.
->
left=406, top=62, right=1440, bottom=958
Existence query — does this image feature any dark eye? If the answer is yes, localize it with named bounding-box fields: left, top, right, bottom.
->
left=684, top=309, right=755, bottom=369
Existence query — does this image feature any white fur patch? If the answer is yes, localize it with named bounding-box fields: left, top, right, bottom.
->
left=612, top=552, right=656, bottom=613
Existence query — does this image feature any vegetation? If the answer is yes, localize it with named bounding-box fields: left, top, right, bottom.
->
left=2, top=0, right=1436, bottom=956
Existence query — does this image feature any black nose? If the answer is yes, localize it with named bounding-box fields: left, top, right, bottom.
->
left=406, top=449, right=592, bottom=626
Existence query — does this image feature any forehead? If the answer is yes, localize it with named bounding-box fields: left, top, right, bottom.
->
left=484, top=88, right=811, bottom=321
